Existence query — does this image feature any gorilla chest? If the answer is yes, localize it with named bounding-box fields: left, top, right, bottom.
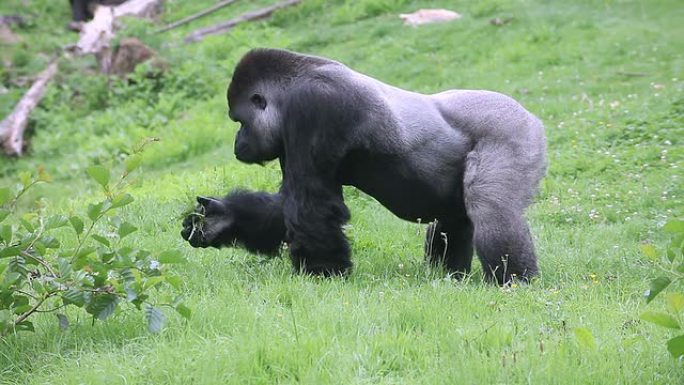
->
left=337, top=152, right=466, bottom=222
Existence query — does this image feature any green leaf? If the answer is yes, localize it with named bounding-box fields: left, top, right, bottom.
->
left=117, top=222, right=138, bottom=239
left=143, top=276, right=165, bottom=290
left=62, top=289, right=87, bottom=307
left=87, top=202, right=103, bottom=222
left=56, top=313, right=69, bottom=330
left=15, top=320, right=34, bottom=333
left=0, top=224, right=11, bottom=244
left=73, top=247, right=97, bottom=269
left=145, top=305, right=166, bottom=333
left=58, top=258, right=73, bottom=278
left=19, top=172, right=31, bottom=189
left=14, top=304, right=32, bottom=315
left=639, top=244, right=658, bottom=261
left=640, top=311, right=680, bottom=329
left=124, top=285, right=138, bottom=302
left=91, top=234, right=110, bottom=247
left=663, top=220, right=684, bottom=234
left=0, top=187, right=11, bottom=206
left=175, top=304, right=191, bottom=320
left=45, top=215, right=69, bottom=230
left=0, top=209, right=9, bottom=223
left=666, top=247, right=677, bottom=262
left=157, top=250, right=186, bottom=264
left=165, top=275, right=183, bottom=290
left=19, top=217, right=34, bottom=232
left=69, top=216, right=84, bottom=236
left=37, top=167, right=52, bottom=183
left=667, top=335, right=684, bottom=358
left=87, top=294, right=119, bottom=321
left=41, top=236, right=60, bottom=249
left=120, top=268, right=136, bottom=283
left=666, top=293, right=684, bottom=313
left=0, top=309, right=10, bottom=324
left=99, top=250, right=115, bottom=263
left=8, top=256, right=27, bottom=277
left=645, top=277, right=671, bottom=303
left=0, top=246, right=20, bottom=258
left=110, top=193, right=134, bottom=209
left=125, top=154, right=143, bottom=173
left=573, top=327, right=597, bottom=350
left=32, top=279, right=46, bottom=295
left=86, top=165, right=110, bottom=188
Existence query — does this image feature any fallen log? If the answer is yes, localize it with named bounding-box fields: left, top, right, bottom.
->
left=1, top=0, right=165, bottom=157
left=184, top=0, right=301, bottom=44
left=156, top=0, right=240, bottom=34
left=74, top=0, right=165, bottom=73
left=0, top=59, right=59, bottom=156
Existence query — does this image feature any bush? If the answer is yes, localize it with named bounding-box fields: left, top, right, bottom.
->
left=640, top=219, right=684, bottom=359
left=0, top=142, right=189, bottom=336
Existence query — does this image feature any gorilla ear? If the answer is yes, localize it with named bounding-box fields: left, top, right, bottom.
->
left=250, top=93, right=267, bottom=110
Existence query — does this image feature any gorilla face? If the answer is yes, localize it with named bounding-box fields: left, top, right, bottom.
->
left=229, top=89, right=283, bottom=164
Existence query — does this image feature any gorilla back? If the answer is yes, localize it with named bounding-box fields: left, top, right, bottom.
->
left=182, top=48, right=546, bottom=284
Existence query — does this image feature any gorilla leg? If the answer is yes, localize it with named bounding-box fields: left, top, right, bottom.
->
left=181, top=191, right=286, bottom=255
left=69, top=0, right=92, bottom=22
left=425, top=218, right=474, bottom=278
left=464, top=142, right=543, bottom=284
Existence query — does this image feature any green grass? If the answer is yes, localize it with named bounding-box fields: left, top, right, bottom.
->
left=1, top=0, right=683, bottom=383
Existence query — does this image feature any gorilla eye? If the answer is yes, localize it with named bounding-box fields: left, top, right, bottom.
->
left=250, top=93, right=267, bottom=110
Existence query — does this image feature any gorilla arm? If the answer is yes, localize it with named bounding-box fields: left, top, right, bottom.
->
left=277, top=80, right=359, bottom=275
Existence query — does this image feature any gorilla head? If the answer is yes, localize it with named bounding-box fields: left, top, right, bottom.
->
left=184, top=48, right=547, bottom=284
left=227, top=84, right=281, bottom=163
left=226, top=50, right=326, bottom=164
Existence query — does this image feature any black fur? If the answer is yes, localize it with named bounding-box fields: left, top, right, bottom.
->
left=181, top=191, right=285, bottom=256
left=182, top=48, right=547, bottom=284
left=68, top=0, right=125, bottom=22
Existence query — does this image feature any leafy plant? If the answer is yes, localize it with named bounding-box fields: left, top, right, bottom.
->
left=0, top=142, right=189, bottom=336
left=640, top=219, right=684, bottom=359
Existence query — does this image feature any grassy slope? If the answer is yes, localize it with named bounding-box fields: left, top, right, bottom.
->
left=1, top=0, right=683, bottom=383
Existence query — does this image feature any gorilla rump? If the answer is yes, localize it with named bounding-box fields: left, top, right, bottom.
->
left=181, top=48, right=547, bottom=284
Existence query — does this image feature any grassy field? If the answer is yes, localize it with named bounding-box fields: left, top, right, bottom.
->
left=1, top=0, right=683, bottom=383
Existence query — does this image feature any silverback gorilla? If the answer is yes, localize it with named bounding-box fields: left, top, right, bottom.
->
left=181, top=48, right=547, bottom=284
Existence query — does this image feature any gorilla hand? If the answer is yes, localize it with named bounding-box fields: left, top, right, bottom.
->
left=181, top=191, right=287, bottom=255
left=181, top=196, right=235, bottom=249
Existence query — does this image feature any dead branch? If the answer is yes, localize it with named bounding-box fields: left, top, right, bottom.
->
left=156, top=0, right=240, bottom=34
left=74, top=0, right=165, bottom=73
left=617, top=71, right=650, bottom=77
left=184, top=0, right=301, bottom=44
left=0, top=0, right=165, bottom=157
left=0, top=59, right=59, bottom=156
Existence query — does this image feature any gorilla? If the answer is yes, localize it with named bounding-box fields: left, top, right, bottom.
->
left=181, top=48, right=546, bottom=284
left=68, top=0, right=126, bottom=30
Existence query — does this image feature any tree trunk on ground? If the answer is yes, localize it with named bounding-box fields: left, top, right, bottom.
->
left=74, top=0, right=165, bottom=73
left=0, top=60, right=59, bottom=156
